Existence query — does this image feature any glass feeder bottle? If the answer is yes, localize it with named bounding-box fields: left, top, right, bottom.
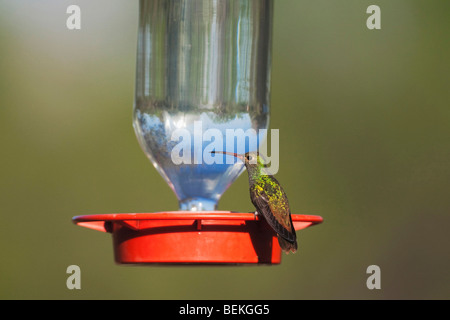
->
left=133, top=0, right=273, bottom=211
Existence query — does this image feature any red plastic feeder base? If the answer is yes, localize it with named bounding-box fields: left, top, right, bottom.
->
left=72, top=212, right=322, bottom=265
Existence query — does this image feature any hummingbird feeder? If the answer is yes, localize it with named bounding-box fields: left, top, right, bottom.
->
left=73, top=0, right=322, bottom=265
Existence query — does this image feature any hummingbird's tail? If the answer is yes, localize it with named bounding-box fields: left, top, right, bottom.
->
left=277, top=235, right=298, bottom=254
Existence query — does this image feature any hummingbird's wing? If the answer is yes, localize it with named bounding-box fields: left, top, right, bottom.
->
left=250, top=176, right=297, bottom=243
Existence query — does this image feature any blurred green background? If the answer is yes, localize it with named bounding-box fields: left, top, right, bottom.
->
left=1, top=0, right=449, bottom=299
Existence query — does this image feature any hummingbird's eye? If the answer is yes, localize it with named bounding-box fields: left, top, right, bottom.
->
left=247, top=155, right=253, bottom=162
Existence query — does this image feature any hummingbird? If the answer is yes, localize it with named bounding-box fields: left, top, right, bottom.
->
left=211, top=151, right=297, bottom=254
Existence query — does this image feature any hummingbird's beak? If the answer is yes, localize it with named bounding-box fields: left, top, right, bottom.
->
left=210, top=151, right=245, bottom=162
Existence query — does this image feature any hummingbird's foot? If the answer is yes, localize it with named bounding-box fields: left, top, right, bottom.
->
left=253, top=211, right=259, bottom=220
